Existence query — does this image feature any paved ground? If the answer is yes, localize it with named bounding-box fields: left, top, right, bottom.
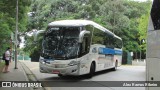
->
left=0, top=60, right=146, bottom=90
left=0, top=61, right=31, bottom=90
left=21, top=61, right=146, bottom=90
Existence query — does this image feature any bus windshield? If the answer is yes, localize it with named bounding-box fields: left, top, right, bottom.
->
left=42, top=27, right=80, bottom=60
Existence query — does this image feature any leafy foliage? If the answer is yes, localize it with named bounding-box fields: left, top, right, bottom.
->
left=25, top=0, right=152, bottom=59
left=0, top=0, right=31, bottom=55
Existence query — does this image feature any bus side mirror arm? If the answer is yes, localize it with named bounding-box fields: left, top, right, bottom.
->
left=79, top=30, right=90, bottom=43
left=33, top=30, right=45, bottom=41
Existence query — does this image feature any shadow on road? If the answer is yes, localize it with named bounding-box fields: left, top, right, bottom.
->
left=41, top=68, right=116, bottom=81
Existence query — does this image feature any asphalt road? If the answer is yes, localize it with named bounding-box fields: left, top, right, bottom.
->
left=21, top=61, right=145, bottom=90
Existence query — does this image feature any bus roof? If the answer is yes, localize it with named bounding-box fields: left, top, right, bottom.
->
left=48, top=20, right=122, bottom=40
left=49, top=20, right=94, bottom=27
left=114, top=34, right=122, bottom=40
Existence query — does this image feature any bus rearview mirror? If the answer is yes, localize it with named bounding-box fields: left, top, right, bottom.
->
left=79, top=30, right=90, bottom=43
left=33, top=30, right=45, bottom=41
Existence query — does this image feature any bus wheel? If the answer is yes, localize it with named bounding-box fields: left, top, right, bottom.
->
left=58, top=74, right=63, bottom=77
left=88, top=62, right=95, bottom=78
left=112, top=61, right=118, bottom=71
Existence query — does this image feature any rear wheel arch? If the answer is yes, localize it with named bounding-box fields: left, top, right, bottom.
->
left=112, top=60, right=118, bottom=71
left=88, top=61, right=96, bottom=78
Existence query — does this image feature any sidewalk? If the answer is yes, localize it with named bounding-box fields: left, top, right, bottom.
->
left=0, top=60, right=31, bottom=90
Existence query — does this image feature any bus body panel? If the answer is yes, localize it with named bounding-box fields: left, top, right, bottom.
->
left=39, top=43, right=122, bottom=76
left=90, top=44, right=122, bottom=72
left=114, top=55, right=122, bottom=67
left=40, top=59, right=80, bottom=75
left=77, top=54, right=91, bottom=75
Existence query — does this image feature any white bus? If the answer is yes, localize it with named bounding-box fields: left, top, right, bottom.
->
left=39, top=20, right=122, bottom=77
left=146, top=0, right=160, bottom=90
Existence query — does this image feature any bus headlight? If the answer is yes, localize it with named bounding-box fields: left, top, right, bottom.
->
left=39, top=56, right=45, bottom=64
left=68, top=61, right=79, bottom=66
left=40, top=59, right=45, bottom=64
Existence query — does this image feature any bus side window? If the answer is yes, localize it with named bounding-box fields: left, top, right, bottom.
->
left=104, top=34, right=114, bottom=49
left=92, top=47, right=97, bottom=53
left=114, top=37, right=122, bottom=49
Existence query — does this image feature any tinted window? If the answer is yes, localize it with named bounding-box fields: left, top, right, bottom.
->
left=92, top=47, right=97, bottom=53
left=90, top=26, right=122, bottom=49
left=104, top=34, right=114, bottom=48
left=92, top=28, right=105, bottom=45
left=114, top=37, right=122, bottom=49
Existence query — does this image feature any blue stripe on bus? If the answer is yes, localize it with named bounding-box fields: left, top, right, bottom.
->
left=114, top=50, right=123, bottom=55
left=98, top=47, right=122, bottom=55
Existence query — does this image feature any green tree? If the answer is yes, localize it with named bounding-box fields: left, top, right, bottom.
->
left=137, top=0, right=151, bottom=57
left=25, top=0, right=152, bottom=60
left=0, top=0, right=31, bottom=55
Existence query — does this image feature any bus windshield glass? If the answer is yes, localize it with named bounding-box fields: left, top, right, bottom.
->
left=42, top=27, right=80, bottom=60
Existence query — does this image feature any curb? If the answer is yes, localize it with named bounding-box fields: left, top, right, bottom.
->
left=19, top=61, right=33, bottom=90
left=19, top=61, right=46, bottom=90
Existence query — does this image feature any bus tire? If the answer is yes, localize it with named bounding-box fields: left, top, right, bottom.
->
left=88, top=62, right=95, bottom=78
left=112, top=61, right=118, bottom=71
left=58, top=74, right=63, bottom=77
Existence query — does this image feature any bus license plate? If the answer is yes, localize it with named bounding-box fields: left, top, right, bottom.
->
left=52, top=70, right=60, bottom=74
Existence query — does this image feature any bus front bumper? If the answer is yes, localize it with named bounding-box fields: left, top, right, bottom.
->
left=39, top=63, right=79, bottom=76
